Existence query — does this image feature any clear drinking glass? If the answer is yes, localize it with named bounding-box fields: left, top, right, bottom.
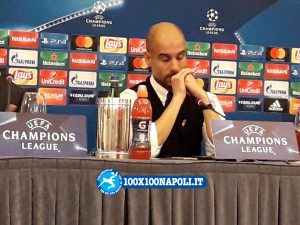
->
left=20, top=92, right=47, bottom=114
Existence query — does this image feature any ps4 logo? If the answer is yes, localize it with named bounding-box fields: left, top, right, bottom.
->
left=41, top=38, right=67, bottom=45
left=99, top=53, right=126, bottom=70
left=40, top=33, right=69, bottom=50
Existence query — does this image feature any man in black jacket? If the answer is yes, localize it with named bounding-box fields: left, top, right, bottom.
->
left=0, top=73, right=24, bottom=112
left=121, top=22, right=223, bottom=157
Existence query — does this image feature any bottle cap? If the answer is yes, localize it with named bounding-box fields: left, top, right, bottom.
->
left=137, top=85, right=148, bottom=98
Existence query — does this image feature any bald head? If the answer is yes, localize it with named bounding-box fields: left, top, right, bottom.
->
left=146, top=22, right=185, bottom=52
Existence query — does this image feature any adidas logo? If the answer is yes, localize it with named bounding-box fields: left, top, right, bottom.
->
left=268, top=100, right=283, bottom=111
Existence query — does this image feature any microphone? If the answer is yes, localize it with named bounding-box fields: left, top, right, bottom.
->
left=6, top=74, right=14, bottom=111
left=196, top=99, right=226, bottom=119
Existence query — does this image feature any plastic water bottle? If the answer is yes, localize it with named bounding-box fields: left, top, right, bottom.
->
left=129, top=85, right=152, bottom=159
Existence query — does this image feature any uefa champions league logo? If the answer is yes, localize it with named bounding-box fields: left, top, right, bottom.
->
left=200, top=8, right=224, bottom=35
left=207, top=9, right=219, bottom=22
left=93, top=1, right=106, bottom=14
left=96, top=169, right=122, bottom=195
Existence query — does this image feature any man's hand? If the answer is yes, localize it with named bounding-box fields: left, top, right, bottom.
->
left=170, top=68, right=195, bottom=101
left=185, top=74, right=210, bottom=104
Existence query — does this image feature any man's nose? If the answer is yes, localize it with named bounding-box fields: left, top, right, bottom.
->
left=169, top=59, right=180, bottom=73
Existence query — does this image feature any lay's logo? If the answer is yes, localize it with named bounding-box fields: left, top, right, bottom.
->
left=9, top=67, right=37, bottom=85
left=210, top=78, right=236, bottom=95
left=100, top=36, right=127, bottom=54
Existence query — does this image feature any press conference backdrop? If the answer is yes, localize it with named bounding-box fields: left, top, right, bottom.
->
left=0, top=0, right=299, bottom=153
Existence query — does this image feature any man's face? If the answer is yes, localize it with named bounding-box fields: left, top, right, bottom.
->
left=145, top=33, right=186, bottom=89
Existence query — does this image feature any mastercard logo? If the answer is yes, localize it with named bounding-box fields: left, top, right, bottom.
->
left=269, top=48, right=286, bottom=59
left=75, top=36, right=94, bottom=48
left=133, top=57, right=148, bottom=69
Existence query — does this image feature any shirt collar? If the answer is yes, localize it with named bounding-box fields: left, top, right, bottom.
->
left=150, top=75, right=169, bottom=105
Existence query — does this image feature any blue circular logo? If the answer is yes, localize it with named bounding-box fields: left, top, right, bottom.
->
left=96, top=169, right=122, bottom=195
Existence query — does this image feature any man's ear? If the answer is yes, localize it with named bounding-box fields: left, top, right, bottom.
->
left=144, top=51, right=151, bottom=67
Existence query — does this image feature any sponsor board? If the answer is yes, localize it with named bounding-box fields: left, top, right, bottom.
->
left=127, top=74, right=149, bottom=88
left=186, top=59, right=210, bottom=76
left=266, top=47, right=290, bottom=62
left=128, top=56, right=151, bottom=73
left=69, top=52, right=97, bottom=70
left=216, top=95, right=236, bottom=112
left=9, top=68, right=37, bottom=85
left=238, top=44, right=265, bottom=61
left=212, top=43, right=237, bottom=60
left=0, top=48, right=7, bottom=66
left=39, top=69, right=67, bottom=87
left=69, top=71, right=97, bottom=88
left=99, top=53, right=127, bottom=71
left=40, top=32, right=69, bottom=50
left=238, top=79, right=263, bottom=96
left=290, top=82, right=300, bottom=97
left=0, top=29, right=8, bottom=46
left=291, top=48, right=300, bottom=64
left=99, top=72, right=126, bottom=88
left=186, top=42, right=210, bottom=58
left=264, top=63, right=290, bottom=80
left=210, top=78, right=236, bottom=94
left=99, top=36, right=127, bottom=54
left=263, top=98, right=288, bottom=113
left=9, top=49, right=38, bottom=67
left=38, top=88, right=67, bottom=106
left=69, top=89, right=96, bottom=105
left=237, top=97, right=262, bottom=112
left=238, top=62, right=263, bottom=78
left=71, top=35, right=97, bottom=51
left=289, top=98, right=300, bottom=115
left=128, top=38, right=146, bottom=55
left=211, top=60, right=237, bottom=77
left=9, top=30, right=38, bottom=49
left=291, top=65, right=300, bottom=79
left=264, top=80, right=289, bottom=99
left=40, top=51, right=68, bottom=68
